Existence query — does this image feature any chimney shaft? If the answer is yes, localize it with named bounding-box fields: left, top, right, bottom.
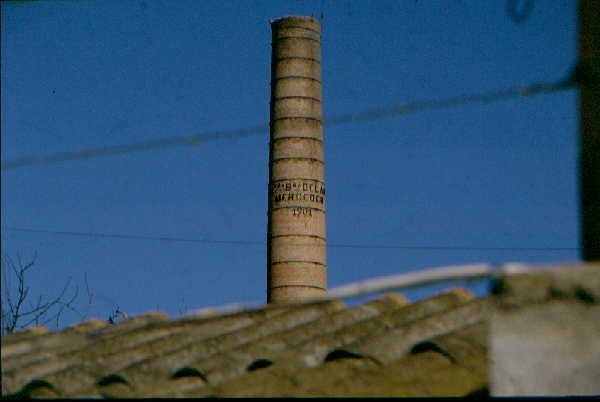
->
left=267, top=16, right=327, bottom=303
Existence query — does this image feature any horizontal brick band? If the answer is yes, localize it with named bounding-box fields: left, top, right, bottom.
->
left=270, top=234, right=326, bottom=241
left=267, top=286, right=326, bottom=303
left=272, top=99, right=322, bottom=120
left=270, top=136, right=322, bottom=144
left=271, top=205, right=326, bottom=213
left=271, top=118, right=322, bottom=125
left=274, top=25, right=321, bottom=35
left=269, top=208, right=325, bottom=237
left=273, top=95, right=321, bottom=103
left=271, top=139, right=323, bottom=160
left=270, top=157, right=324, bottom=164
left=270, top=161, right=324, bottom=181
left=271, top=260, right=327, bottom=266
left=275, top=56, right=321, bottom=64
left=269, top=284, right=326, bottom=291
left=270, top=118, right=322, bottom=128
left=269, top=119, right=322, bottom=129
left=270, top=177, right=324, bottom=184
left=273, top=75, right=321, bottom=83
left=274, top=35, right=320, bottom=43
left=269, top=238, right=328, bottom=263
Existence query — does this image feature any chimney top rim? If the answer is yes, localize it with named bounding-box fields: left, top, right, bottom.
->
left=270, top=15, right=320, bottom=25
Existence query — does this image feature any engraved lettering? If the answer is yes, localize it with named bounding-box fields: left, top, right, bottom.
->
left=292, top=207, right=313, bottom=217
left=271, top=179, right=326, bottom=208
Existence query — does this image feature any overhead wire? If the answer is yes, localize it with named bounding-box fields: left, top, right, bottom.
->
left=2, top=226, right=579, bottom=252
left=1, top=124, right=266, bottom=171
left=1, top=74, right=579, bottom=253
left=1, top=76, right=575, bottom=171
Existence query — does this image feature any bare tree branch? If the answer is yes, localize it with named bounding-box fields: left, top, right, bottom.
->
left=82, top=272, right=93, bottom=320
left=107, top=306, right=128, bottom=324
left=1, top=253, right=82, bottom=334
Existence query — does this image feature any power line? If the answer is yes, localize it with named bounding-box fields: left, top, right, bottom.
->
left=2, top=226, right=579, bottom=252
left=326, top=77, right=574, bottom=126
left=1, top=77, right=574, bottom=171
left=2, top=226, right=262, bottom=247
left=1, top=124, right=267, bottom=171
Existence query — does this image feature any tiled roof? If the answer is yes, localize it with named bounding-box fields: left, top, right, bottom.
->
left=2, top=263, right=597, bottom=398
left=1, top=288, right=488, bottom=398
left=489, top=263, right=600, bottom=396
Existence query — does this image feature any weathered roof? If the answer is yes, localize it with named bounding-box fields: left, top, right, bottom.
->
left=1, top=287, right=489, bottom=398
left=2, top=262, right=598, bottom=398
left=489, top=263, right=600, bottom=396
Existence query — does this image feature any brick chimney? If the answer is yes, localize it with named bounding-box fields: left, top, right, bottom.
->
left=267, top=16, right=327, bottom=303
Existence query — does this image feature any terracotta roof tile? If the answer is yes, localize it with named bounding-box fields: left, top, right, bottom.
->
left=217, top=322, right=488, bottom=397
left=1, top=289, right=489, bottom=398
left=4, top=263, right=597, bottom=397
left=341, top=297, right=490, bottom=364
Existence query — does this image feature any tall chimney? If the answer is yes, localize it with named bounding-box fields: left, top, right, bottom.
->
left=267, top=16, right=327, bottom=303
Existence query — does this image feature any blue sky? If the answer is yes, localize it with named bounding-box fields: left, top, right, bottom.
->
left=1, top=0, right=580, bottom=328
